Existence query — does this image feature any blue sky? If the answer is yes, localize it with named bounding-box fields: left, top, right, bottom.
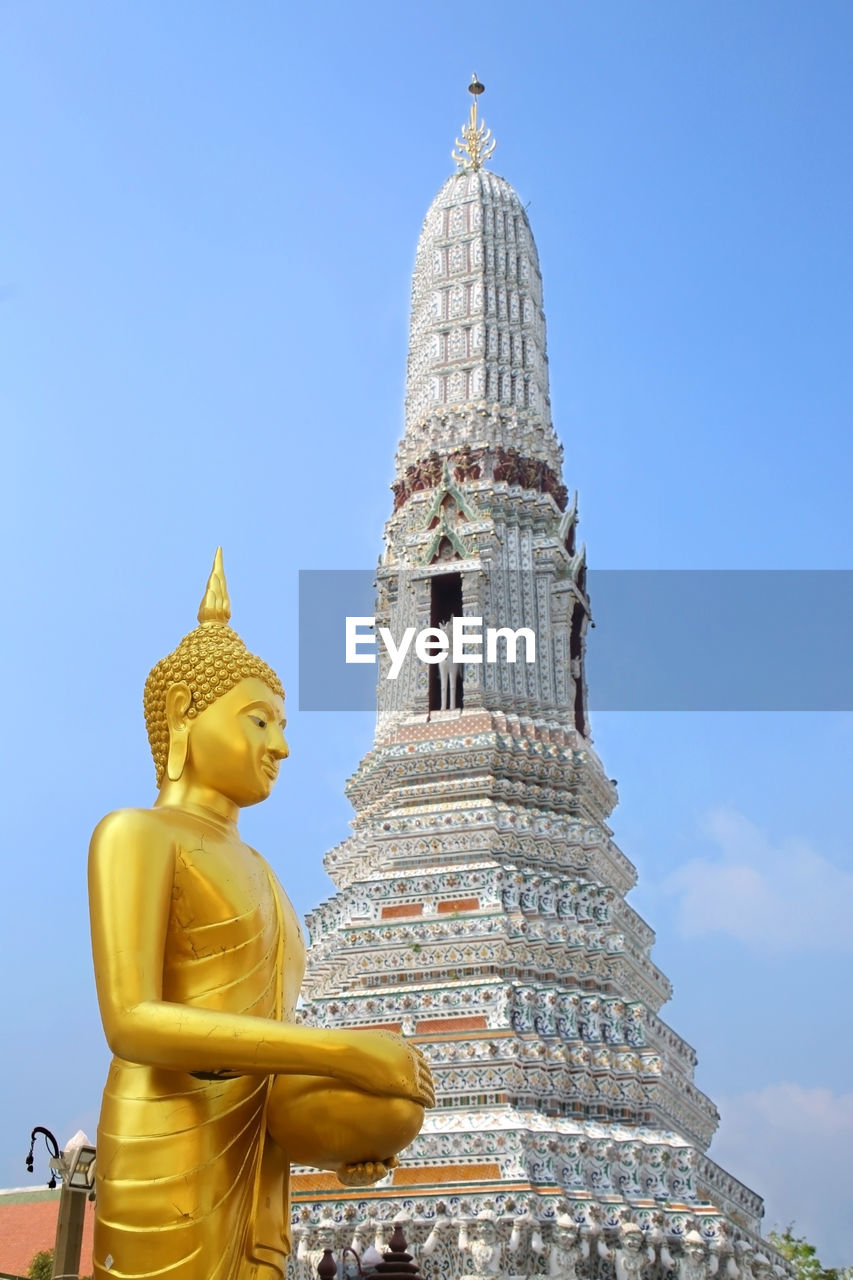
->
left=2, top=1, right=851, bottom=1265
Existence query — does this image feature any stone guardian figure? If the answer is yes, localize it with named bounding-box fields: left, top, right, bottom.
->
left=458, top=1211, right=502, bottom=1277
left=547, top=1215, right=585, bottom=1279
left=607, top=1222, right=653, bottom=1280
left=678, top=1231, right=711, bottom=1280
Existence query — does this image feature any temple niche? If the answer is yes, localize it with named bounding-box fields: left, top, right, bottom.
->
left=289, top=82, right=786, bottom=1280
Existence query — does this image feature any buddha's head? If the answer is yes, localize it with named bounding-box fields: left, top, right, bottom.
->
left=144, top=549, right=285, bottom=796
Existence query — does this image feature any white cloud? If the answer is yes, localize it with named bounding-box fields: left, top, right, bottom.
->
left=711, top=1083, right=853, bottom=1269
left=663, top=808, right=853, bottom=951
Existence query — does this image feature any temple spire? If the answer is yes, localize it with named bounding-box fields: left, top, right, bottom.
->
left=293, top=83, right=779, bottom=1277
left=451, top=73, right=496, bottom=171
left=405, top=83, right=557, bottom=472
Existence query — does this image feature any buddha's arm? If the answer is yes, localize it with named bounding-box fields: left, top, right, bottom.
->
left=88, top=810, right=433, bottom=1107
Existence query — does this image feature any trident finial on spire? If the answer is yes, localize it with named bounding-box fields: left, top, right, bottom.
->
left=197, top=546, right=232, bottom=625
left=452, top=73, right=497, bottom=172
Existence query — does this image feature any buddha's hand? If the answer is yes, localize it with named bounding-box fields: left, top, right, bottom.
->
left=336, top=1156, right=398, bottom=1187
left=345, top=1030, right=435, bottom=1108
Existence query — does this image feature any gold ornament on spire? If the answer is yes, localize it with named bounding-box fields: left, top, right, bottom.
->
left=452, top=73, right=497, bottom=172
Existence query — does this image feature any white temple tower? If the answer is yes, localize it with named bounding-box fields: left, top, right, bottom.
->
left=290, top=82, right=780, bottom=1280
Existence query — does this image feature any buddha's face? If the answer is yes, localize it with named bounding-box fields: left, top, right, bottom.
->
left=183, top=676, right=289, bottom=807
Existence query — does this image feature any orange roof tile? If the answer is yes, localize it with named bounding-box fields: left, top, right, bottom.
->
left=0, top=1189, right=94, bottom=1278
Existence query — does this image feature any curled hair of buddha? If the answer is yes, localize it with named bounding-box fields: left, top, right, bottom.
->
left=144, top=548, right=284, bottom=786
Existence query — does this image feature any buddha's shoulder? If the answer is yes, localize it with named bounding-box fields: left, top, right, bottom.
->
left=90, top=806, right=186, bottom=851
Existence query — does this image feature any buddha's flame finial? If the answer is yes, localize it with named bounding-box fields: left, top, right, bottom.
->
left=197, top=546, right=232, bottom=626
left=452, top=73, right=496, bottom=172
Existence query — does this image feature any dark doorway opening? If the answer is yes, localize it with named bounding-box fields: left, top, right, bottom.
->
left=430, top=572, right=463, bottom=712
left=570, top=602, right=586, bottom=733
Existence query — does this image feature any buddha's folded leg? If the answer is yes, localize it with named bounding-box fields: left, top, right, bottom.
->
left=266, top=1074, right=424, bottom=1169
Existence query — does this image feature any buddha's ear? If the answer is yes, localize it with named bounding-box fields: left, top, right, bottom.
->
left=165, top=682, right=191, bottom=782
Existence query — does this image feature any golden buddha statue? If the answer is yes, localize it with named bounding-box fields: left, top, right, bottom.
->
left=88, top=550, right=433, bottom=1280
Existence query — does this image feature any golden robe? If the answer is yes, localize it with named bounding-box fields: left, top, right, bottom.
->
left=93, top=833, right=304, bottom=1280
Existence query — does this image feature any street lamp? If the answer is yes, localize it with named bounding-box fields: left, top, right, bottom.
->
left=26, top=1125, right=96, bottom=1280
left=25, top=1127, right=61, bottom=1190
left=62, top=1133, right=97, bottom=1194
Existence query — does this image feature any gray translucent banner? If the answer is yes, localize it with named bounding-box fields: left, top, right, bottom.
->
left=298, top=570, right=853, bottom=712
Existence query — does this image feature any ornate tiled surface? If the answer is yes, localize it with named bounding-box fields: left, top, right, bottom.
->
left=289, top=138, right=786, bottom=1279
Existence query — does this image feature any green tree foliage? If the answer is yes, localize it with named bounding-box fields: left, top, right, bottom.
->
left=26, top=1250, right=53, bottom=1280
left=769, top=1228, right=852, bottom=1280
left=25, top=1246, right=92, bottom=1280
